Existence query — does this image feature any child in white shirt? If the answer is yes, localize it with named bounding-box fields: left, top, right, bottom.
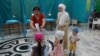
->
left=69, top=28, right=80, bottom=56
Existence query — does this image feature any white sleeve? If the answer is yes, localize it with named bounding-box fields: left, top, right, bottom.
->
left=66, top=13, right=70, bottom=24
left=56, top=13, right=60, bottom=24
left=64, top=13, right=70, bottom=25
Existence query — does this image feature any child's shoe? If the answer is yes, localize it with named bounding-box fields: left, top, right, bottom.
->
left=73, top=53, right=75, bottom=56
left=69, top=52, right=72, bottom=56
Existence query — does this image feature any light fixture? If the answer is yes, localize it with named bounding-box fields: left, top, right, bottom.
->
left=32, top=13, right=34, bottom=16
left=13, top=15, right=16, bottom=18
left=48, top=13, right=51, bottom=16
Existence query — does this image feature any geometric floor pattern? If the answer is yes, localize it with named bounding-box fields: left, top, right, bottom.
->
left=0, top=26, right=100, bottom=56
left=0, top=37, right=32, bottom=56
left=0, top=37, right=53, bottom=56
left=76, top=29, right=100, bottom=56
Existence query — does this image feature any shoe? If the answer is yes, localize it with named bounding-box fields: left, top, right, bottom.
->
left=69, top=52, right=72, bottom=56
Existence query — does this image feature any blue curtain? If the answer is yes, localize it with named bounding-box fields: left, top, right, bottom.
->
left=39, top=0, right=46, bottom=16
left=71, top=0, right=88, bottom=22
left=51, top=0, right=61, bottom=19
left=11, top=0, right=21, bottom=21
left=0, top=15, right=2, bottom=28
left=39, top=0, right=64, bottom=19
left=0, top=0, right=92, bottom=26
left=20, top=0, right=27, bottom=37
left=0, top=1, right=1, bottom=27
left=91, top=0, right=96, bottom=12
left=24, top=0, right=39, bottom=18
left=0, top=0, right=12, bottom=25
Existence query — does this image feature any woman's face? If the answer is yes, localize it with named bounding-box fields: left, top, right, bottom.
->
left=58, top=7, right=63, bottom=12
left=34, top=10, right=40, bottom=15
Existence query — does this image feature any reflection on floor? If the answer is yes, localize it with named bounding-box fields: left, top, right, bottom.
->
left=76, top=29, right=100, bottom=56
left=0, top=26, right=100, bottom=56
left=0, top=37, right=54, bottom=56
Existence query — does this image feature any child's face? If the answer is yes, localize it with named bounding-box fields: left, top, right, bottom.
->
left=73, top=31, right=77, bottom=35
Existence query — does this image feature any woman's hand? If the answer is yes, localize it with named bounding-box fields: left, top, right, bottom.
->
left=61, top=25, right=65, bottom=28
left=30, top=20, right=38, bottom=31
left=73, top=41, right=77, bottom=44
left=32, top=27, right=37, bottom=31
left=58, top=25, right=65, bottom=28
left=40, top=26, right=44, bottom=29
left=41, top=19, right=45, bottom=29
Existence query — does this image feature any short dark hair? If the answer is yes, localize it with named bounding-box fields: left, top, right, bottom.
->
left=33, top=6, right=40, bottom=11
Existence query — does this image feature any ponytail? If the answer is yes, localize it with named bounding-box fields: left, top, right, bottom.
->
left=60, top=40, right=63, bottom=44
left=37, top=40, right=42, bottom=56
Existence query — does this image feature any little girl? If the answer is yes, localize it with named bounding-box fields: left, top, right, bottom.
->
left=50, top=30, right=65, bottom=56
left=31, top=32, right=46, bottom=56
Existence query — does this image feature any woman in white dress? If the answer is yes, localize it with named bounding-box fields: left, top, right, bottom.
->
left=56, top=4, right=70, bottom=51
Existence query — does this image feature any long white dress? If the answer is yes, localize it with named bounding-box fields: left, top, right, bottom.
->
left=56, top=11, right=70, bottom=49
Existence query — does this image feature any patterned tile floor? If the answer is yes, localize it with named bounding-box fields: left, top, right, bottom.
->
left=0, top=26, right=100, bottom=56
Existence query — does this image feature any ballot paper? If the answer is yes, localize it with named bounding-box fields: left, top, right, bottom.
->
left=35, top=23, right=40, bottom=32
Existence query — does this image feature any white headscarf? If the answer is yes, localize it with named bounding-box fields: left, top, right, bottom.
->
left=55, top=30, right=65, bottom=40
left=58, top=4, right=70, bottom=26
left=58, top=4, right=66, bottom=11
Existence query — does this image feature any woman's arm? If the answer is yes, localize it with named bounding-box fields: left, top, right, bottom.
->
left=41, top=19, right=45, bottom=28
left=65, top=14, right=70, bottom=26
left=30, top=20, right=36, bottom=31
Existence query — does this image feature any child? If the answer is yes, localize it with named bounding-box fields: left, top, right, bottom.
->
left=31, top=32, right=46, bottom=56
left=69, top=28, right=80, bottom=56
left=50, top=30, right=65, bottom=56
